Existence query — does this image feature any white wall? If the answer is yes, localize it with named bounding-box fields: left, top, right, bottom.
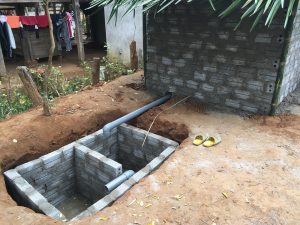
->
left=104, top=5, right=143, bottom=65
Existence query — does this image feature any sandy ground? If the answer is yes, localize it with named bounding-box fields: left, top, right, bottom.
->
left=0, top=73, right=300, bottom=225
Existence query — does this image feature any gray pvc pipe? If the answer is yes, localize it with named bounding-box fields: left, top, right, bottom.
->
left=105, top=170, right=135, bottom=193
left=103, top=93, right=172, bottom=137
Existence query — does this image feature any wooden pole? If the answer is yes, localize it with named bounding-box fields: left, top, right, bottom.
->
left=72, top=0, right=85, bottom=63
left=130, top=40, right=138, bottom=71
left=0, top=43, right=6, bottom=78
left=17, top=66, right=43, bottom=107
left=92, top=57, right=100, bottom=85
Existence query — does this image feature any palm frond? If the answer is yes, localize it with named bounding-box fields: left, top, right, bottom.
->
left=88, top=0, right=299, bottom=30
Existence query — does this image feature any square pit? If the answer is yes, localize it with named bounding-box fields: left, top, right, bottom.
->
left=4, top=124, right=178, bottom=221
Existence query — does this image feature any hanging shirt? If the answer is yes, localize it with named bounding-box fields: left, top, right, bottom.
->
left=6, top=23, right=16, bottom=49
left=0, top=15, right=7, bottom=23
left=0, top=23, right=9, bottom=55
left=20, top=16, right=38, bottom=26
left=65, top=12, right=73, bottom=39
left=7, top=16, right=20, bottom=28
left=36, top=15, right=49, bottom=28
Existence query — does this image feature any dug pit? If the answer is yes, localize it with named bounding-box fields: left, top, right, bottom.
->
left=4, top=124, right=178, bottom=221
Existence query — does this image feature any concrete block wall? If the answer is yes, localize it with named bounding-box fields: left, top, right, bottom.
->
left=74, top=144, right=122, bottom=203
left=117, top=124, right=179, bottom=171
left=5, top=124, right=178, bottom=221
left=78, top=124, right=178, bottom=172
left=78, top=127, right=118, bottom=160
left=15, top=143, right=76, bottom=207
left=145, top=2, right=287, bottom=114
left=278, top=4, right=300, bottom=103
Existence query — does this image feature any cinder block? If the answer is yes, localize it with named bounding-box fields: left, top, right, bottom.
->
left=4, top=169, right=21, bottom=180
left=39, top=202, right=66, bottom=221
left=160, top=146, right=176, bottom=159
left=16, top=159, right=43, bottom=175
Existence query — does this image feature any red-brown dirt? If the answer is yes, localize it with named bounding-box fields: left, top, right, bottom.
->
left=0, top=73, right=300, bottom=225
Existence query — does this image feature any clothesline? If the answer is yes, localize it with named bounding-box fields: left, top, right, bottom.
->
left=0, top=12, right=76, bottom=58
left=4, top=15, right=49, bottom=29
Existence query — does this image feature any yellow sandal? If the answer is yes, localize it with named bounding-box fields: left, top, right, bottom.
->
left=193, top=134, right=209, bottom=146
left=203, top=135, right=221, bottom=147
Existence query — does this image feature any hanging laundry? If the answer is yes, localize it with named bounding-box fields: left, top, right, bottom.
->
left=0, top=15, right=6, bottom=23
left=55, top=13, right=72, bottom=52
left=20, top=16, right=39, bottom=39
left=19, top=16, right=37, bottom=26
left=36, top=15, right=49, bottom=28
left=0, top=23, right=9, bottom=56
left=7, top=16, right=20, bottom=29
left=0, top=15, right=16, bottom=57
left=5, top=22, right=16, bottom=50
left=65, top=12, right=73, bottom=39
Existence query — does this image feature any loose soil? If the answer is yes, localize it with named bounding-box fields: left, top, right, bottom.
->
left=0, top=72, right=300, bottom=225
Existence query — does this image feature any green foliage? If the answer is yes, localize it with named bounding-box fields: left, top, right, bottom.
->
left=0, top=65, right=92, bottom=120
left=80, top=61, right=93, bottom=77
left=88, top=0, right=299, bottom=30
left=101, top=56, right=128, bottom=80
left=30, top=65, right=65, bottom=99
left=64, top=76, right=92, bottom=94
left=0, top=89, right=33, bottom=120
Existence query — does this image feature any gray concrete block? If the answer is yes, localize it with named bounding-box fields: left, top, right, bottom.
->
left=39, top=202, right=66, bottom=221
left=162, top=57, right=172, bottom=65
left=16, top=159, right=43, bottom=175
left=225, top=99, right=240, bottom=109
left=4, top=169, right=21, bottom=180
left=160, top=146, right=176, bottom=159
left=202, top=83, right=214, bottom=92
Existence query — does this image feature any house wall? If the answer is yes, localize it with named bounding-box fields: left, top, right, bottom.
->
left=145, top=2, right=286, bottom=114
left=104, top=5, right=143, bottom=65
left=278, top=4, right=300, bottom=104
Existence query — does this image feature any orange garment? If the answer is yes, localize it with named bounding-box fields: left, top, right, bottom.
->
left=7, top=16, right=20, bottom=29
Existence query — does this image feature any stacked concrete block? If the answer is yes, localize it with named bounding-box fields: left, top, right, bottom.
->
left=117, top=124, right=179, bottom=171
left=15, top=143, right=76, bottom=207
left=77, top=127, right=118, bottom=160
left=5, top=124, right=178, bottom=221
left=74, top=144, right=122, bottom=202
left=144, top=1, right=294, bottom=114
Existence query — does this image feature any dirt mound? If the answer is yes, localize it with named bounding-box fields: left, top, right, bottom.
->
left=131, top=107, right=189, bottom=143
left=125, top=82, right=145, bottom=91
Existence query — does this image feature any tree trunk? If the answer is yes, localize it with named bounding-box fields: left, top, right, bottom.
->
left=130, top=40, right=138, bottom=71
left=92, top=57, right=100, bottom=85
left=43, top=0, right=55, bottom=116
left=17, top=66, right=43, bottom=107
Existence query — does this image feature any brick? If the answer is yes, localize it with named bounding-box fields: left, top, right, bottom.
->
left=234, top=90, right=251, bottom=100
left=247, top=80, right=264, bottom=91
left=173, top=78, right=184, bottom=86
left=194, top=72, right=206, bottom=81
left=225, top=99, right=240, bottom=109
left=202, top=83, right=214, bottom=92
left=174, top=59, right=186, bottom=68
left=187, top=80, right=198, bottom=89
left=162, top=57, right=172, bottom=65
left=218, top=32, right=229, bottom=40
left=4, top=169, right=21, bottom=180
left=194, top=92, right=204, bottom=100
left=16, top=159, right=43, bottom=175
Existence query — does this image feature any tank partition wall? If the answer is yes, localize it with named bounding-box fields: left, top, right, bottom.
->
left=4, top=124, right=178, bottom=221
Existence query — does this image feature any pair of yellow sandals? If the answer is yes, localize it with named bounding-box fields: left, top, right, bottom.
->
left=193, top=134, right=221, bottom=147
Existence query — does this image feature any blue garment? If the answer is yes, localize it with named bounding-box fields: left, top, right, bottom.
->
left=52, top=14, right=72, bottom=52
